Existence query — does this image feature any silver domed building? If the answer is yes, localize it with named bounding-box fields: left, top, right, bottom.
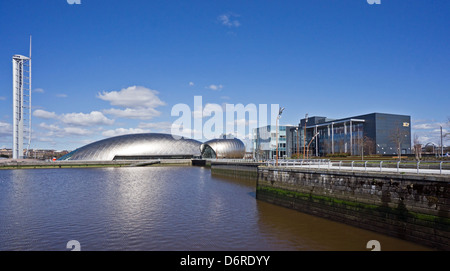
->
left=200, top=138, right=246, bottom=159
left=60, top=133, right=203, bottom=161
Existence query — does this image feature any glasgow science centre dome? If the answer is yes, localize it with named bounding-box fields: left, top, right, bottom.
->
left=60, top=133, right=246, bottom=161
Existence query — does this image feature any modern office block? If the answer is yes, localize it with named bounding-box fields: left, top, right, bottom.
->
left=253, top=112, right=412, bottom=158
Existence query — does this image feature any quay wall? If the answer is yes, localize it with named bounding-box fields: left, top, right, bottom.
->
left=210, top=163, right=259, bottom=179
left=256, top=167, right=450, bottom=250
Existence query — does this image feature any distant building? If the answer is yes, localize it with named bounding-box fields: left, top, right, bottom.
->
left=253, top=113, right=412, bottom=158
left=0, top=149, right=12, bottom=158
left=252, top=125, right=295, bottom=160
left=0, top=149, right=69, bottom=160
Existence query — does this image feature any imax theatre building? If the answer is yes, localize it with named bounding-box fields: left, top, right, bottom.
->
left=60, top=134, right=246, bottom=161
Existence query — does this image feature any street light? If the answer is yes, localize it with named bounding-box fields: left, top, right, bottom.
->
left=276, top=107, right=285, bottom=166
left=307, top=132, right=319, bottom=160
left=441, top=125, right=444, bottom=157
left=303, top=113, right=308, bottom=160
left=296, top=127, right=299, bottom=159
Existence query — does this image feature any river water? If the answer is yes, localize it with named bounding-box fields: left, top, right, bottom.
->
left=0, top=166, right=431, bottom=251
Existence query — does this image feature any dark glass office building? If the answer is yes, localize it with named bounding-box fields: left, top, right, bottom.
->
left=289, top=113, right=411, bottom=157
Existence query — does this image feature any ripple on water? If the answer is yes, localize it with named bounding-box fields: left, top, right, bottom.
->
left=0, top=167, right=432, bottom=251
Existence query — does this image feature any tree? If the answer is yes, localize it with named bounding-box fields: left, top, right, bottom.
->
left=364, top=136, right=376, bottom=156
left=354, top=136, right=375, bottom=160
left=389, top=123, right=409, bottom=161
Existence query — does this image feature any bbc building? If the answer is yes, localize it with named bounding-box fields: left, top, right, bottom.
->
left=252, top=113, right=411, bottom=159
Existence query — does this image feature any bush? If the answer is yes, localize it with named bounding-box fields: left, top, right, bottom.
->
left=325, top=153, right=351, bottom=158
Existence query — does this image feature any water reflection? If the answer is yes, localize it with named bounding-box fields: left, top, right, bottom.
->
left=255, top=200, right=431, bottom=251
left=0, top=167, right=432, bottom=251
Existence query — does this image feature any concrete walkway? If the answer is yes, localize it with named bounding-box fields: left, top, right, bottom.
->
left=268, top=161, right=450, bottom=176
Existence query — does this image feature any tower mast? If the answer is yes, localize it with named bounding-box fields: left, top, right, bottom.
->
left=12, top=36, right=32, bottom=159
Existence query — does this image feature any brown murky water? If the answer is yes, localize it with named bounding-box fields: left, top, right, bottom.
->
left=0, top=166, right=431, bottom=251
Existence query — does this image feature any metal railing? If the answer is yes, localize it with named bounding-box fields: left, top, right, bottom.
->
left=265, top=159, right=450, bottom=175
left=266, top=159, right=330, bottom=169
left=205, top=158, right=261, bottom=163
left=203, top=158, right=450, bottom=175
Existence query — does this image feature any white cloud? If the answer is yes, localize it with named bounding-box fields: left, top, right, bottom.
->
left=35, top=110, right=113, bottom=126
left=138, top=122, right=173, bottom=130
left=102, top=128, right=150, bottom=138
left=0, top=121, right=12, bottom=136
left=34, top=137, right=56, bottom=143
left=206, top=84, right=224, bottom=91
left=56, top=94, right=68, bottom=98
left=38, top=122, right=93, bottom=137
left=0, top=96, right=6, bottom=101
left=60, top=111, right=114, bottom=126
left=103, top=107, right=162, bottom=120
left=218, top=14, right=241, bottom=27
left=63, top=127, right=93, bottom=136
left=33, top=109, right=58, bottom=119
left=413, top=123, right=444, bottom=130
left=189, top=82, right=195, bottom=86
left=412, top=118, right=450, bottom=146
left=97, top=86, right=165, bottom=108
left=39, top=122, right=60, bottom=131
left=33, top=88, right=45, bottom=93
left=98, top=86, right=166, bottom=120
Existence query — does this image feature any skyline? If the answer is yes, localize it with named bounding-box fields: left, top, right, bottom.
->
left=1, top=0, right=449, bottom=151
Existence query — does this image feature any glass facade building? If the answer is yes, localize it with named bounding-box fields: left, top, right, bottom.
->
left=296, top=113, right=412, bottom=157
left=252, top=113, right=412, bottom=158
left=252, top=125, right=295, bottom=160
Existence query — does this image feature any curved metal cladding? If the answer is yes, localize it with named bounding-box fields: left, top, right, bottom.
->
left=64, top=133, right=202, bottom=161
left=200, top=138, right=246, bottom=159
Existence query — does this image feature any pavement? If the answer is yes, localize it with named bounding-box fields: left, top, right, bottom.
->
left=273, top=162, right=450, bottom=176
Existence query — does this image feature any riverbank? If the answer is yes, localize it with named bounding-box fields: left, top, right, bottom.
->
left=0, top=159, right=193, bottom=170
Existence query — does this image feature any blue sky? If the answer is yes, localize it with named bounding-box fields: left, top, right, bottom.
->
left=0, top=0, right=449, bottom=151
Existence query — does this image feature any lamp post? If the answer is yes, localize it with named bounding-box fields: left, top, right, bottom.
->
left=307, top=132, right=319, bottom=160
left=296, top=127, right=299, bottom=159
left=276, top=107, right=285, bottom=166
left=441, top=125, right=444, bottom=157
left=303, top=114, right=308, bottom=160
